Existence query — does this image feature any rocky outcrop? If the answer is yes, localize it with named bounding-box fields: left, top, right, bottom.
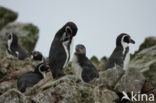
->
left=0, top=6, right=39, bottom=54
left=0, top=88, right=29, bottom=103
left=0, top=23, right=39, bottom=53
left=115, top=68, right=145, bottom=93
left=132, top=37, right=156, bottom=58
left=130, top=45, right=156, bottom=86
left=0, top=7, right=17, bottom=30
left=0, top=6, right=156, bottom=103
left=95, top=66, right=124, bottom=88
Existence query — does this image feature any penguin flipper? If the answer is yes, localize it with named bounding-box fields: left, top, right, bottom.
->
left=105, top=47, right=124, bottom=69
left=17, top=46, right=28, bottom=60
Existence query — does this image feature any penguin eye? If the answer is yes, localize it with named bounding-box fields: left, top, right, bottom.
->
left=123, top=36, right=130, bottom=43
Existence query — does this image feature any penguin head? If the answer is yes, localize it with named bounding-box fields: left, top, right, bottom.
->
left=6, top=32, right=18, bottom=46
left=116, top=33, right=135, bottom=48
left=75, top=44, right=86, bottom=55
left=60, top=22, right=78, bottom=42
left=35, top=62, right=50, bottom=73
left=31, top=51, right=43, bottom=61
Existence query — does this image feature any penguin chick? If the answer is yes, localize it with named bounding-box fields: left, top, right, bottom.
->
left=105, top=33, right=135, bottom=70
left=17, top=62, right=49, bottom=92
left=72, top=44, right=99, bottom=83
left=6, top=32, right=28, bottom=60
left=49, top=22, right=78, bottom=79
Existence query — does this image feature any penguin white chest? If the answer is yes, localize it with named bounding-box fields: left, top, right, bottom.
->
left=72, top=55, right=83, bottom=80
left=123, top=52, right=130, bottom=70
left=8, top=38, right=13, bottom=52
left=62, top=38, right=73, bottom=68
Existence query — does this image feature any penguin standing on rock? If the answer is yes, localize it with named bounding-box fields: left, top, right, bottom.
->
left=105, top=33, right=135, bottom=70
left=17, top=62, right=49, bottom=92
left=6, top=32, right=28, bottom=60
left=49, top=22, right=78, bottom=79
left=72, top=44, right=99, bottom=83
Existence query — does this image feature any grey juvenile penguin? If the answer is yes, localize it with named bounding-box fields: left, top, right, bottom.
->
left=17, top=62, right=49, bottom=92
left=72, top=44, right=99, bottom=83
left=105, top=33, right=135, bottom=70
left=49, top=22, right=78, bottom=79
left=6, top=32, right=28, bottom=60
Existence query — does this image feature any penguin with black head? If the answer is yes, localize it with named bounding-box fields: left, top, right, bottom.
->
left=72, top=44, right=99, bottom=83
left=31, top=51, right=45, bottom=62
left=105, top=33, right=135, bottom=70
left=6, top=32, right=28, bottom=60
left=17, top=62, right=49, bottom=92
left=49, top=22, right=78, bottom=79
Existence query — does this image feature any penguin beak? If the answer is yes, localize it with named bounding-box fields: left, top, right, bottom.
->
left=129, top=39, right=135, bottom=44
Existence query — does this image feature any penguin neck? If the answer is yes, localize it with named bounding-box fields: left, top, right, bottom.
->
left=34, top=67, right=44, bottom=79
left=122, top=42, right=129, bottom=55
left=75, top=53, right=86, bottom=60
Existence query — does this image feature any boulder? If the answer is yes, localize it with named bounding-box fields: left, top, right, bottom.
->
left=143, top=63, right=156, bottom=86
left=90, top=56, right=100, bottom=71
left=132, top=36, right=156, bottom=58
left=99, top=56, right=107, bottom=71
left=0, top=81, right=14, bottom=95
left=130, top=45, right=156, bottom=86
left=0, top=7, right=17, bottom=30
left=115, top=68, right=145, bottom=94
left=32, top=75, right=95, bottom=103
left=94, top=86, right=118, bottom=103
left=0, top=88, right=30, bottom=103
left=0, top=22, right=39, bottom=53
left=95, top=66, right=124, bottom=89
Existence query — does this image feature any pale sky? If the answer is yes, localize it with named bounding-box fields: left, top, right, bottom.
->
left=1, top=0, right=156, bottom=59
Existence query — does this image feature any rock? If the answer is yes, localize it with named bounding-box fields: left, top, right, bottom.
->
left=95, top=66, right=124, bottom=89
left=130, top=45, right=156, bottom=71
left=0, top=7, right=17, bottom=30
left=115, top=68, right=145, bottom=94
left=130, top=46, right=156, bottom=86
left=90, top=56, right=99, bottom=64
left=94, top=86, right=118, bottom=103
left=0, top=81, right=14, bottom=95
left=0, top=22, right=39, bottom=53
left=141, top=80, right=156, bottom=103
left=90, top=56, right=100, bottom=70
left=0, top=66, right=7, bottom=74
left=141, top=80, right=155, bottom=94
left=132, top=36, right=156, bottom=58
left=0, top=65, right=7, bottom=81
left=143, top=63, right=156, bottom=86
left=32, top=75, right=95, bottom=103
left=99, top=56, right=107, bottom=71
left=0, top=88, right=30, bottom=103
